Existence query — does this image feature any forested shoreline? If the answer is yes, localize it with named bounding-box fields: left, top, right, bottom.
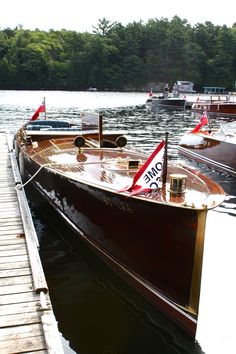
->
left=0, top=16, right=236, bottom=92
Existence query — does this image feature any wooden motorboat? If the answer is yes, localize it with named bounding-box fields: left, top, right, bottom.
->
left=178, top=119, right=236, bottom=176
left=146, top=84, right=187, bottom=112
left=146, top=93, right=186, bottom=112
left=146, top=96, right=186, bottom=112
left=14, top=112, right=224, bottom=338
left=192, top=95, right=236, bottom=116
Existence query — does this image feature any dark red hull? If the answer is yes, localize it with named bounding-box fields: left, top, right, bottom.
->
left=14, top=120, right=224, bottom=338
left=22, top=156, right=199, bottom=336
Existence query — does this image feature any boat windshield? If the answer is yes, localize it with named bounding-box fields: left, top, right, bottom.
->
left=214, top=122, right=236, bottom=137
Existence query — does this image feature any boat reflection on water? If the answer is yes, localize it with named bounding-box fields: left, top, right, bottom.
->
left=28, top=187, right=204, bottom=354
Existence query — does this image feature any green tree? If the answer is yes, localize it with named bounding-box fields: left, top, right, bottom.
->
left=205, top=26, right=235, bottom=87
left=0, top=19, right=235, bottom=91
left=92, top=18, right=118, bottom=36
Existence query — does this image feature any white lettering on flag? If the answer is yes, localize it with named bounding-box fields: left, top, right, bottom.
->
left=119, top=140, right=165, bottom=196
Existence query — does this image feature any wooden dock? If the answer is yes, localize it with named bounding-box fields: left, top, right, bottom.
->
left=0, top=132, right=64, bottom=354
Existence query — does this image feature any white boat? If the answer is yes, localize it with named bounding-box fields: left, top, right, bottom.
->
left=174, top=81, right=196, bottom=94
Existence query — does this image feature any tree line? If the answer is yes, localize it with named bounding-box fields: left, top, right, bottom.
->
left=0, top=16, right=236, bottom=92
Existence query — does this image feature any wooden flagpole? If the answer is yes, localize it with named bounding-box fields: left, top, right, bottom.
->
left=162, top=132, right=169, bottom=185
left=43, top=97, right=46, bottom=120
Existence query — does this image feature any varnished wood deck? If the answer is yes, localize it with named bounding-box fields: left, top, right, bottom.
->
left=0, top=132, right=64, bottom=354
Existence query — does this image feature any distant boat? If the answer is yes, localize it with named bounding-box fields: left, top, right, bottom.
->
left=174, top=81, right=196, bottom=94
left=146, top=95, right=186, bottom=112
left=146, top=82, right=191, bottom=112
left=192, top=95, right=236, bottom=116
left=87, top=87, right=97, bottom=92
left=14, top=110, right=224, bottom=338
left=178, top=116, right=236, bottom=176
left=172, top=81, right=197, bottom=109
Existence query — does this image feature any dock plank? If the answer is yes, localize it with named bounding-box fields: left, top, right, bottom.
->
left=0, top=268, right=31, bottom=278
left=0, top=291, right=38, bottom=305
left=0, top=255, right=29, bottom=264
left=0, top=301, right=39, bottom=316
left=0, top=323, right=43, bottom=341
left=0, top=238, right=26, bottom=246
left=0, top=261, right=30, bottom=271
left=0, top=275, right=32, bottom=286
left=0, top=245, right=27, bottom=253
left=0, top=312, right=42, bottom=328
left=0, top=248, right=28, bottom=257
left=0, top=221, right=23, bottom=229
left=0, top=335, right=46, bottom=353
left=0, top=283, right=34, bottom=295
left=0, top=226, right=23, bottom=234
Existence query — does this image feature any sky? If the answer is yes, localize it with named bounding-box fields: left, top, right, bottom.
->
left=1, top=0, right=235, bottom=33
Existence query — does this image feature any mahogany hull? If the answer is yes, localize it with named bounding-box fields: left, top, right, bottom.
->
left=19, top=152, right=205, bottom=337
left=192, top=102, right=236, bottom=116
left=14, top=121, right=224, bottom=338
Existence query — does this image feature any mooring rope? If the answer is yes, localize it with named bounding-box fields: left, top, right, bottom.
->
left=15, top=163, right=52, bottom=190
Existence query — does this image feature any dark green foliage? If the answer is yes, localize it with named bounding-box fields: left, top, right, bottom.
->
left=0, top=17, right=236, bottom=91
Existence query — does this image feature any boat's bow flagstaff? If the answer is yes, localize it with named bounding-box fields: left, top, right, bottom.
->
left=14, top=110, right=225, bottom=338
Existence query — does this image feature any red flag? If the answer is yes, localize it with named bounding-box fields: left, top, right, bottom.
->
left=119, top=140, right=165, bottom=196
left=191, top=111, right=208, bottom=133
left=149, top=89, right=153, bottom=97
left=30, top=99, right=45, bottom=121
left=200, top=111, right=208, bottom=126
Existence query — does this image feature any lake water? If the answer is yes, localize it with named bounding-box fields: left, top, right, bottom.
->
left=1, top=90, right=236, bottom=354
